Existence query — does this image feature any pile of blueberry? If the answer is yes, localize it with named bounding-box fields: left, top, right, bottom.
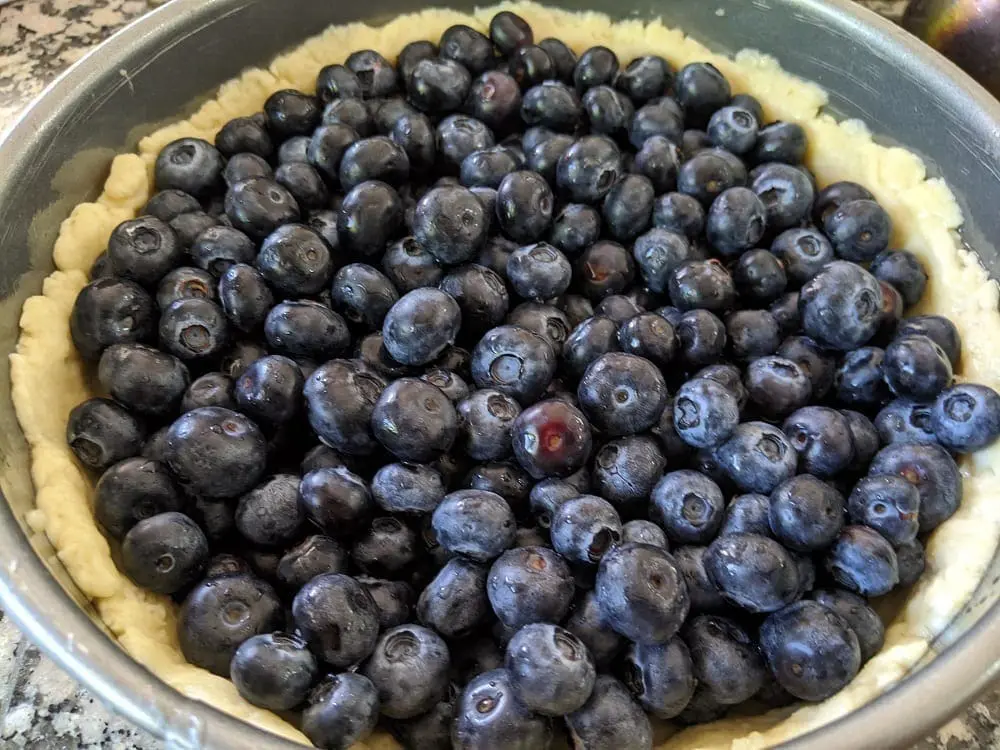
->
left=64, top=9, right=1000, bottom=750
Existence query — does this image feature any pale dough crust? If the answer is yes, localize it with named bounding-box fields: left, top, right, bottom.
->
left=9, top=2, right=1000, bottom=747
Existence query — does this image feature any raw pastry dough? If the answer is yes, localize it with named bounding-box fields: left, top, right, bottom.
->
left=10, top=3, right=1000, bottom=748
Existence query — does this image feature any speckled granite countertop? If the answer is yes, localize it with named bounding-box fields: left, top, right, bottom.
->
left=1, top=0, right=998, bottom=748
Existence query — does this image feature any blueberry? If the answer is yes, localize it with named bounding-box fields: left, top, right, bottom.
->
left=675, top=309, right=727, bottom=369
left=824, top=525, right=899, bottom=597
left=782, top=405, right=854, bottom=477
left=524, top=132, right=575, bottom=183
left=618, top=520, right=667, bottom=549
left=381, top=287, right=462, bottom=367
left=461, top=146, right=518, bottom=189
left=307, top=122, right=360, bottom=181
left=521, top=81, right=583, bottom=133
left=615, top=55, right=672, bottom=104
left=537, top=38, right=578, bottom=82
left=622, top=637, right=695, bottom=720
left=223, top=153, right=273, bottom=186
left=429, top=488, right=516, bottom=562
left=675, top=686, right=727, bottom=725
left=810, top=589, right=884, bottom=663
left=567, top=674, right=653, bottom=750
left=678, top=149, right=747, bottom=206
left=811, top=181, right=873, bottom=226
left=154, top=267, right=215, bottom=313
left=224, top=177, right=300, bottom=240
left=575, top=240, right=635, bottom=299
left=869, top=441, right=961, bottom=532
left=767, top=474, right=845, bottom=553
left=833, top=346, right=889, bottom=408
left=591, top=437, right=665, bottom=517
left=65, top=397, right=145, bottom=472
left=595, top=542, right=689, bottom=645
left=158, top=298, right=230, bottom=362
left=769, top=291, right=801, bottom=334
left=154, top=138, right=223, bottom=197
left=617, top=312, right=676, bottom=368
left=437, top=115, right=496, bottom=170
left=705, top=187, right=767, bottom=258
left=602, top=174, right=654, bottom=242
left=143, top=189, right=201, bottom=223
left=190, top=225, right=256, bottom=277
left=869, top=249, right=927, bottom=307
left=412, top=186, right=489, bottom=265
left=556, top=135, right=622, bottom=204
left=896, top=314, right=962, bottom=367
left=322, top=99, right=371, bottom=138
left=490, top=10, right=533, bottom=53
left=673, top=378, right=740, bottom=450
left=215, top=264, right=273, bottom=334
left=668, top=260, right=736, bottom=313
left=180, top=372, right=234, bottom=412
left=841, top=409, right=880, bottom=471
left=315, top=63, right=363, bottom=103
left=847, top=474, right=920, bottom=546
left=170, top=211, right=219, bottom=249
left=453, top=669, right=552, bottom=750
left=716, top=421, right=797, bottom=494
left=119, top=511, right=207, bottom=595
left=462, top=461, right=530, bottom=514
left=361, top=625, right=451, bottom=721
left=178, top=573, right=283, bottom=677
left=701, top=532, right=798, bottom=614
left=750, top=121, right=807, bottom=165
left=301, top=673, right=380, bottom=750
left=582, top=85, right=635, bottom=140
left=380, top=236, right=442, bottom=293
left=694, top=363, right=749, bottom=409
left=105, top=216, right=183, bottom=286
left=876, top=280, right=904, bottom=341
left=203, top=554, right=251, bottom=580
left=233, top=474, right=304, bottom=547
left=276, top=535, right=349, bottom=593
left=233, top=352, right=302, bottom=425
left=883, top=333, right=953, bottom=401
left=681, top=615, right=766, bottom=707
left=509, top=44, right=556, bottom=89
left=673, top=545, right=727, bottom=614
left=70, top=277, right=156, bottom=361
left=304, top=360, right=385, bottom=455
left=896, top=539, right=926, bottom=587
left=339, top=136, right=410, bottom=191
left=578, top=352, right=667, bottom=437
left=632, top=135, right=680, bottom=194
left=494, top=172, right=555, bottom=246
left=707, top=105, right=758, bottom=154
left=770, top=227, right=835, bottom=287
left=417, top=556, right=490, bottom=638
left=471, top=324, right=556, bottom=404
left=436, top=24, right=493, bottom=76
left=760, top=600, right=861, bottom=701
left=96, top=343, right=188, bottom=418
left=563, top=316, right=619, bottom=379
left=94, top=457, right=183, bottom=540
left=510, top=398, right=592, bottom=479
left=931, top=382, right=1000, bottom=452
left=731, top=248, right=786, bottom=305
left=725, top=309, right=781, bottom=361
left=747, top=163, right=813, bottom=232
left=547, top=495, right=621, bottom=565
left=504, top=624, right=596, bottom=718
left=823, top=199, right=891, bottom=262
left=451, top=390, right=519, bottom=463
left=874, top=398, right=938, bottom=445
left=487, top=546, right=574, bottom=628
left=405, top=57, right=471, bottom=117
left=745, top=355, right=812, bottom=419
left=653, top=192, right=705, bottom=238
left=300, top=466, right=373, bottom=535
left=230, top=632, right=317, bottom=712
left=371, top=377, right=458, bottom=461
left=675, top=62, right=731, bottom=127
left=264, top=300, right=350, bottom=361
left=629, top=98, right=685, bottom=149
left=776, top=335, right=834, bottom=399
left=326, top=264, right=397, bottom=331
left=292, top=573, right=380, bottom=668
left=345, top=48, right=397, bottom=97
left=649, top=469, right=725, bottom=545
left=263, top=89, right=320, bottom=138
left=278, top=135, right=312, bottom=164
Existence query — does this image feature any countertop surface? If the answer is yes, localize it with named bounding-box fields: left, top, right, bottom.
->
left=1, top=0, right=999, bottom=747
